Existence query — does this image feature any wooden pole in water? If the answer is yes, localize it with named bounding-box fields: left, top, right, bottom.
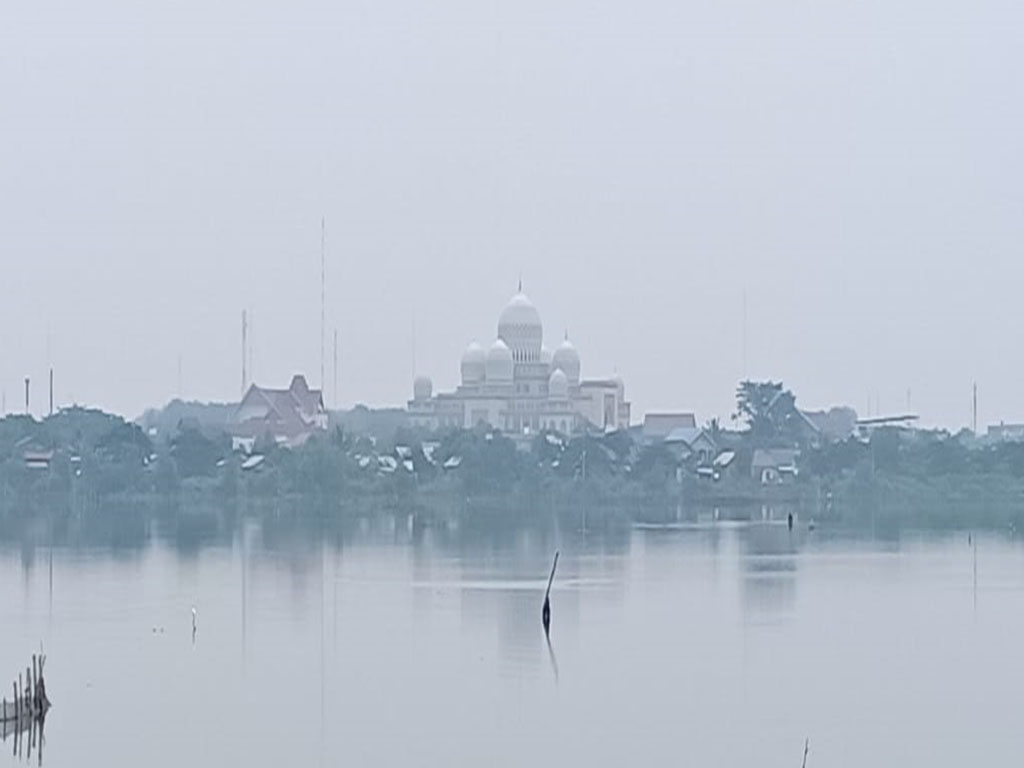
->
left=17, top=675, right=21, bottom=718
left=40, top=654, right=45, bottom=704
left=32, top=656, right=37, bottom=710
left=542, top=551, right=559, bottom=637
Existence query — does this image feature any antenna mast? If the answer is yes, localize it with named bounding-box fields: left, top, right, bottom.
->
left=321, top=217, right=326, bottom=395
left=742, top=287, right=748, bottom=378
left=973, top=382, right=978, bottom=434
left=249, top=311, right=254, bottom=384
left=242, top=310, right=248, bottom=395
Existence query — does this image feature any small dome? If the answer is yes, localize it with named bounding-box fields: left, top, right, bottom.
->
left=460, top=341, right=486, bottom=385
left=548, top=368, right=569, bottom=399
left=413, top=375, right=432, bottom=401
left=551, top=336, right=581, bottom=384
left=485, top=339, right=514, bottom=381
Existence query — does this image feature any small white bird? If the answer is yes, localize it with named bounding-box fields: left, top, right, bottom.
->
left=191, top=606, right=197, bottom=633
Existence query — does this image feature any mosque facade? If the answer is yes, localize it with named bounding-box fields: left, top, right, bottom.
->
left=408, top=289, right=630, bottom=435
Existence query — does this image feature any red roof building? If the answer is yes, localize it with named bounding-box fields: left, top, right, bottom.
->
left=231, top=375, right=327, bottom=448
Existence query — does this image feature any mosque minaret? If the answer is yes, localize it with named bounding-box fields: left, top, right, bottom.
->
left=408, top=287, right=630, bottom=434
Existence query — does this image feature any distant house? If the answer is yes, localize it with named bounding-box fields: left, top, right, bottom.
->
left=801, top=407, right=858, bottom=443
left=642, top=413, right=696, bottom=444
left=988, top=423, right=1024, bottom=443
left=764, top=392, right=823, bottom=446
left=23, top=449, right=54, bottom=470
left=855, top=414, right=919, bottom=439
left=751, top=448, right=800, bottom=484
left=230, top=375, right=327, bottom=449
left=240, top=454, right=266, bottom=472
left=713, top=449, right=736, bottom=475
left=664, top=427, right=717, bottom=464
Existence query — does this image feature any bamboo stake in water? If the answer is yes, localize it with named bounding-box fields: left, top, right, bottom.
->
left=542, top=551, right=559, bottom=638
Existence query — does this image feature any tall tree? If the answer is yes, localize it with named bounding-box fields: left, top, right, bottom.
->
left=735, top=380, right=788, bottom=438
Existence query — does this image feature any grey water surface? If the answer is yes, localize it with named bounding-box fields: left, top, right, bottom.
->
left=2, top=515, right=1021, bottom=767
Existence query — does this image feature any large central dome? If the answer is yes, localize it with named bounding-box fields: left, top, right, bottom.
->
left=497, top=291, right=543, bottom=363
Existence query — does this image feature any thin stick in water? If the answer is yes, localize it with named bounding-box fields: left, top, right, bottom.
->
left=542, top=551, right=559, bottom=637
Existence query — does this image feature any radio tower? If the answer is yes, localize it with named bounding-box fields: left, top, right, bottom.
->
left=321, top=217, right=326, bottom=395
left=241, top=310, right=248, bottom=395
left=973, top=382, right=978, bottom=434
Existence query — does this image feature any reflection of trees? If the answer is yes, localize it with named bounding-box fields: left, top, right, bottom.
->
left=738, top=523, right=803, bottom=620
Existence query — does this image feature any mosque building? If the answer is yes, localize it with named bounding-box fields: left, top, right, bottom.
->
left=408, top=288, right=630, bottom=435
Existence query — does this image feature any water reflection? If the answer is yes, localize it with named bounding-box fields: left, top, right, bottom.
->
left=545, top=635, right=560, bottom=685
left=3, top=501, right=1024, bottom=768
left=1, top=711, right=45, bottom=765
left=0, top=502, right=878, bottom=643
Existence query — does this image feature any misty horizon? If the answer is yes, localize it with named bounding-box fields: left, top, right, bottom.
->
left=3, top=0, right=1022, bottom=429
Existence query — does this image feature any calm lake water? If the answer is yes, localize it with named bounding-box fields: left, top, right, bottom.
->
left=2, top=511, right=1024, bottom=767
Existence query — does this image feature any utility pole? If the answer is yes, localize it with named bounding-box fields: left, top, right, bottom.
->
left=973, top=382, right=978, bottom=434
left=24, top=377, right=30, bottom=415
left=49, top=369, right=54, bottom=417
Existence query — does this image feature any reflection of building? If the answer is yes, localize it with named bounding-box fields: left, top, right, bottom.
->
left=409, top=289, right=631, bottom=434
left=231, top=375, right=327, bottom=449
left=739, top=523, right=800, bottom=620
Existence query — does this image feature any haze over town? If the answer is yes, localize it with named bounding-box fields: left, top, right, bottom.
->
left=2, top=0, right=1022, bottom=428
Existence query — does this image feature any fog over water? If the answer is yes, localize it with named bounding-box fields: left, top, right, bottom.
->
left=3, top=516, right=1024, bottom=767
left=2, top=0, right=1023, bottom=426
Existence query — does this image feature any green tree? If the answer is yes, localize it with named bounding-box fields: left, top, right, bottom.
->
left=171, top=427, right=226, bottom=479
left=735, top=381, right=788, bottom=438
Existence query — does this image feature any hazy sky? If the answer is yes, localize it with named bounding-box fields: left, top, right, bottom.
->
left=2, top=0, right=1022, bottom=428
